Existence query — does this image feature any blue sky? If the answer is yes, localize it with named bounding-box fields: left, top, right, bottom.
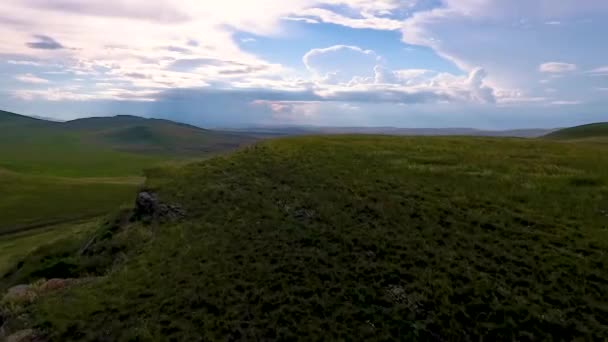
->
left=0, top=0, right=607, bottom=129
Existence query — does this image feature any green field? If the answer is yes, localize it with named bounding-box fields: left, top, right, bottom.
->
left=4, top=135, right=606, bottom=341
left=0, top=110, right=254, bottom=232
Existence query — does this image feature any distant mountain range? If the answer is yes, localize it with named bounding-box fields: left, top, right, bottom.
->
left=9, top=110, right=608, bottom=141
left=227, top=125, right=556, bottom=138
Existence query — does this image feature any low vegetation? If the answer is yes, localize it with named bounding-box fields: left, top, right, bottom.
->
left=2, top=135, right=606, bottom=341
left=545, top=122, right=608, bottom=141
left=0, top=221, right=97, bottom=277
left=0, top=110, right=254, bottom=233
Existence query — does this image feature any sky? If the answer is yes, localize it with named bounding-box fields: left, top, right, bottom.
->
left=0, top=0, right=607, bottom=129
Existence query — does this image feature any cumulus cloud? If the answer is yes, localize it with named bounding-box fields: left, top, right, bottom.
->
left=303, top=45, right=378, bottom=72
left=1, top=0, right=606, bottom=127
left=399, top=0, right=608, bottom=103
left=539, top=62, right=577, bottom=73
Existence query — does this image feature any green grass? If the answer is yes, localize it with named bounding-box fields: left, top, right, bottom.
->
left=0, top=138, right=167, bottom=178
left=13, top=136, right=607, bottom=341
left=0, top=220, right=98, bottom=277
left=0, top=110, right=254, bottom=235
left=0, top=171, right=141, bottom=232
left=545, top=122, right=608, bottom=140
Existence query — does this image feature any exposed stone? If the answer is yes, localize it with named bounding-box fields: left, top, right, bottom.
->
left=133, top=191, right=185, bottom=222
left=3, top=285, right=34, bottom=303
left=5, top=329, right=43, bottom=342
left=39, top=278, right=76, bottom=292
left=134, top=191, right=159, bottom=219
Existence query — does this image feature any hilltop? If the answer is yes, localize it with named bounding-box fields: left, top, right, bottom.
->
left=64, top=115, right=254, bottom=155
left=2, top=135, right=606, bottom=341
left=545, top=122, right=608, bottom=140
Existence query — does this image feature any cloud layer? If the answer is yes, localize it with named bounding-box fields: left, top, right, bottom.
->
left=0, top=0, right=606, bottom=128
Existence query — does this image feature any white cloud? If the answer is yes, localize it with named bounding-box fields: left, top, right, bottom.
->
left=551, top=100, right=581, bottom=105
left=539, top=62, right=577, bottom=73
left=15, top=73, right=50, bottom=84
left=289, top=8, right=402, bottom=30
left=587, top=66, right=608, bottom=75
left=303, top=45, right=377, bottom=72
left=1, top=0, right=606, bottom=126
left=8, top=60, right=43, bottom=66
left=302, top=45, right=380, bottom=84
left=13, top=87, right=157, bottom=102
left=398, top=0, right=608, bottom=107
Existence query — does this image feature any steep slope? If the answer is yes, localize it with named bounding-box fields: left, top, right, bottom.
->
left=8, top=136, right=607, bottom=341
left=545, top=122, right=608, bottom=140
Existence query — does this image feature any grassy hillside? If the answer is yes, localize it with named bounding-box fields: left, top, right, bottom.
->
left=0, top=220, right=98, bottom=276
left=0, top=110, right=254, bottom=232
left=65, top=115, right=254, bottom=155
left=545, top=122, right=608, bottom=140
left=6, top=136, right=607, bottom=341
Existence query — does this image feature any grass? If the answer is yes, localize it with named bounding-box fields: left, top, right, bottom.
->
left=545, top=122, right=608, bottom=140
left=0, top=220, right=98, bottom=277
left=0, top=171, right=141, bottom=232
left=8, top=135, right=606, bottom=341
left=0, top=137, right=168, bottom=178
left=0, top=110, right=254, bottom=235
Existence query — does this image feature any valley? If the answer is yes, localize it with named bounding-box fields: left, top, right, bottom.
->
left=1, top=113, right=607, bottom=340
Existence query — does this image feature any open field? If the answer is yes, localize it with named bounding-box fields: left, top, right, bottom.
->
left=0, top=171, right=141, bottom=233
left=5, top=135, right=605, bottom=341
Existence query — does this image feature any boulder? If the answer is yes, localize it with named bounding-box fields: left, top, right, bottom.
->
left=134, top=191, right=185, bottom=222
left=134, top=191, right=159, bottom=219
left=3, top=285, right=34, bottom=303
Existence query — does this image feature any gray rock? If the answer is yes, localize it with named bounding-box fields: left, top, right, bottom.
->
left=3, top=285, right=32, bottom=302
left=134, top=191, right=159, bottom=219
left=5, top=329, right=43, bottom=342
left=134, top=191, right=185, bottom=222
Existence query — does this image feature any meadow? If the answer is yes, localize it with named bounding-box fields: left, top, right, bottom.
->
left=3, top=135, right=605, bottom=341
left=0, top=111, right=254, bottom=234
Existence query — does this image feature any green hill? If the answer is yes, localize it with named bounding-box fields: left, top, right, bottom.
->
left=545, top=122, right=608, bottom=140
left=3, top=136, right=606, bottom=341
left=0, top=110, right=255, bottom=232
left=64, top=115, right=253, bottom=155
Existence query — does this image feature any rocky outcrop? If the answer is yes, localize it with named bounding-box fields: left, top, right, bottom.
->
left=133, top=191, right=185, bottom=223
left=5, top=329, right=44, bottom=342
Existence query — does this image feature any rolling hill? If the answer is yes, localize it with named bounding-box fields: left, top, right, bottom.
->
left=64, top=115, right=255, bottom=155
left=2, top=135, right=606, bottom=341
left=0, top=110, right=256, bottom=232
left=545, top=122, right=608, bottom=140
